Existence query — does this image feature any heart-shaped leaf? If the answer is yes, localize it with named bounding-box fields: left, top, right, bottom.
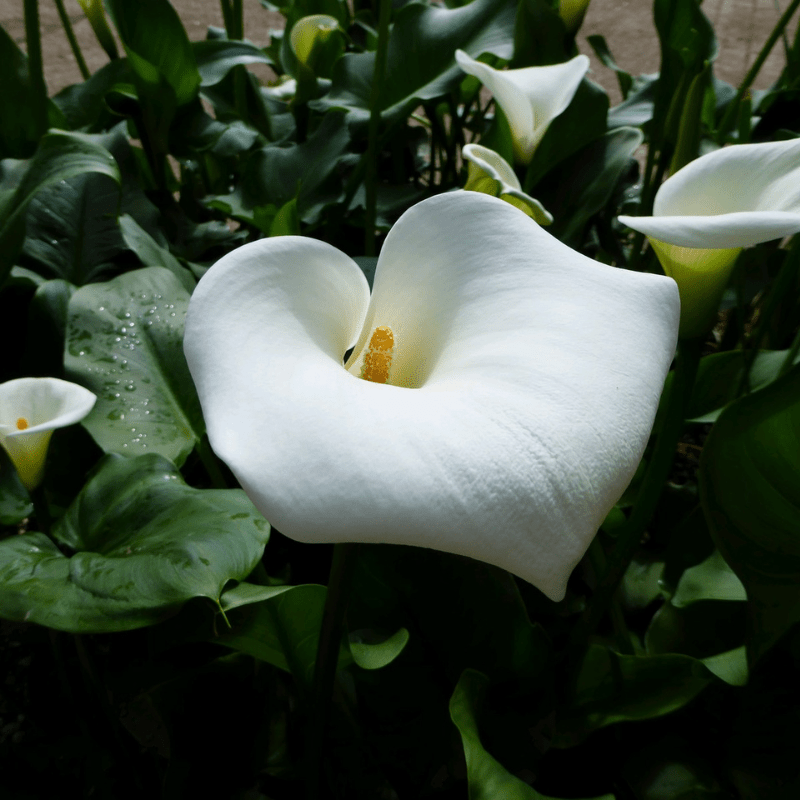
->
left=65, top=267, right=203, bottom=466
left=0, top=453, right=269, bottom=632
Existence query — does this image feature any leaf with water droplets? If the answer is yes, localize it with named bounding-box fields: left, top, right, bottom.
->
left=0, top=453, right=270, bottom=632
left=65, top=267, right=204, bottom=465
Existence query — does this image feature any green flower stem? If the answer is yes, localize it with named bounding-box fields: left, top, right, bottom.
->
left=24, top=0, right=48, bottom=140
left=364, top=0, right=392, bottom=257
left=718, top=0, right=800, bottom=138
left=305, top=542, right=358, bottom=800
left=54, top=0, right=90, bottom=80
left=574, top=337, right=701, bottom=647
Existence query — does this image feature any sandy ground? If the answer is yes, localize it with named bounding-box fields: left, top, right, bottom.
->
left=1, top=0, right=798, bottom=105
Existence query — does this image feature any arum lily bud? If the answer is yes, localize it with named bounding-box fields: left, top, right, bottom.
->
left=0, top=378, right=96, bottom=491
left=290, top=15, right=343, bottom=78
left=559, top=0, right=592, bottom=35
left=455, top=50, right=590, bottom=165
left=76, top=0, right=118, bottom=60
left=462, top=144, right=553, bottom=225
left=619, top=138, right=800, bottom=338
left=184, top=192, right=679, bottom=601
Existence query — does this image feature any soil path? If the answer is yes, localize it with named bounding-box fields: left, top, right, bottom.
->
left=2, top=0, right=798, bottom=107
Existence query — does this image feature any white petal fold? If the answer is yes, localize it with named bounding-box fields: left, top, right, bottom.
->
left=462, top=143, right=553, bottom=225
left=619, top=138, right=800, bottom=248
left=455, top=50, right=590, bottom=165
left=185, top=192, right=679, bottom=601
left=0, top=377, right=97, bottom=490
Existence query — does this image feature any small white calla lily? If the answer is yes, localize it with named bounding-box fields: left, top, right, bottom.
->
left=619, top=138, right=800, bottom=338
left=455, top=50, right=590, bottom=165
left=462, top=144, right=553, bottom=225
left=0, top=378, right=97, bottom=491
left=184, top=192, right=678, bottom=601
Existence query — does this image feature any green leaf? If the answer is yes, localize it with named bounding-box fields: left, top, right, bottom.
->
left=672, top=549, right=747, bottom=607
left=545, top=126, right=643, bottom=247
left=193, top=39, right=274, bottom=87
left=313, top=0, right=516, bottom=124
left=0, top=453, right=269, bottom=632
left=556, top=645, right=714, bottom=745
left=65, top=267, right=204, bottom=466
left=0, top=131, right=120, bottom=288
left=216, top=581, right=330, bottom=690
left=241, top=111, right=351, bottom=224
left=587, top=34, right=633, bottom=99
left=700, top=363, right=800, bottom=664
left=269, top=198, right=301, bottom=236
left=349, top=627, right=409, bottom=670
left=118, top=214, right=196, bottom=293
left=22, top=171, right=123, bottom=285
left=106, top=0, right=201, bottom=107
left=687, top=349, right=800, bottom=423
left=0, top=23, right=43, bottom=157
left=512, top=0, right=570, bottom=68
left=451, top=670, right=613, bottom=800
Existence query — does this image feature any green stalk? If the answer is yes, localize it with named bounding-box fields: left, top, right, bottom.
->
left=54, top=0, right=90, bottom=79
left=718, top=0, right=800, bottom=138
left=232, top=0, right=244, bottom=39
left=24, top=0, right=48, bottom=139
left=305, top=542, right=358, bottom=800
left=363, top=0, right=392, bottom=257
left=573, top=338, right=702, bottom=647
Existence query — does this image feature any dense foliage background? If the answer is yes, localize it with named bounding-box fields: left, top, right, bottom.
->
left=2, top=0, right=800, bottom=797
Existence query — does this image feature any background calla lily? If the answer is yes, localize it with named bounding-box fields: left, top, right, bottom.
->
left=455, top=50, right=590, bottom=165
left=619, top=138, right=800, bottom=338
left=184, top=192, right=678, bottom=602
left=0, top=378, right=97, bottom=491
left=462, top=143, right=553, bottom=225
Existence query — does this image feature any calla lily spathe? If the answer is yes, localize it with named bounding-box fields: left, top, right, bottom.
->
left=619, top=138, right=800, bottom=338
left=462, top=143, right=553, bottom=225
left=455, top=50, right=590, bottom=165
left=184, top=192, right=679, bottom=601
left=0, top=378, right=97, bottom=491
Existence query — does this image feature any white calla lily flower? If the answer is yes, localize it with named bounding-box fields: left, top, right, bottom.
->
left=0, top=378, right=97, bottom=491
left=184, top=192, right=679, bottom=601
left=455, top=50, right=590, bottom=165
left=462, top=143, right=553, bottom=225
left=619, top=138, right=800, bottom=338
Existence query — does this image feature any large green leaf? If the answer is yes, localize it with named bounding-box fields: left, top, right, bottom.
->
left=240, top=111, right=351, bottom=224
left=22, top=171, right=123, bottom=285
left=313, top=0, right=516, bottom=124
left=544, top=126, right=642, bottom=247
left=106, top=0, right=200, bottom=107
left=700, top=363, right=800, bottom=664
left=0, top=453, right=269, bottom=632
left=217, top=581, right=329, bottom=691
left=193, top=40, right=274, bottom=87
left=451, top=669, right=614, bottom=800
left=0, top=131, right=120, bottom=287
left=556, top=645, right=715, bottom=745
left=65, top=267, right=204, bottom=466
left=687, top=349, right=800, bottom=423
